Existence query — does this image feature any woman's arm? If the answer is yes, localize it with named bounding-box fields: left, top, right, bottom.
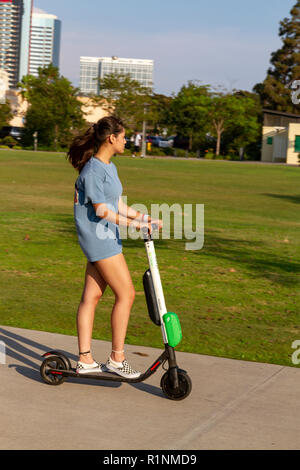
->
left=93, top=202, right=145, bottom=228
left=93, top=201, right=163, bottom=231
left=118, top=197, right=150, bottom=222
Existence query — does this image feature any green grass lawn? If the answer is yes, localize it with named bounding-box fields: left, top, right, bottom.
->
left=0, top=150, right=299, bottom=367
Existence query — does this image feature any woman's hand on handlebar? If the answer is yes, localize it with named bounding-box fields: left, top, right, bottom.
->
left=150, top=219, right=163, bottom=231
left=140, top=219, right=163, bottom=234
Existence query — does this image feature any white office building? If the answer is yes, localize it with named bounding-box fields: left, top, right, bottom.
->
left=29, top=12, right=61, bottom=77
left=80, top=56, right=154, bottom=95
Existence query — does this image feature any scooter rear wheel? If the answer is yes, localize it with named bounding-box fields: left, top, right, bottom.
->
left=161, top=369, right=192, bottom=401
left=40, top=355, right=67, bottom=386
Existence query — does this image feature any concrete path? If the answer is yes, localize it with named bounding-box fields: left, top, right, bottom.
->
left=0, top=325, right=299, bottom=450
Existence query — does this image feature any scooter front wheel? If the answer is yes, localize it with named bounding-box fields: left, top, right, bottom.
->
left=160, top=369, right=192, bottom=401
left=40, top=355, right=67, bottom=386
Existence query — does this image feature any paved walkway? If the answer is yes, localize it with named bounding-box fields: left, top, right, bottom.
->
left=0, top=325, right=299, bottom=450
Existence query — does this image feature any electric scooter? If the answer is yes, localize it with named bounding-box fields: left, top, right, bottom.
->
left=40, top=224, right=192, bottom=401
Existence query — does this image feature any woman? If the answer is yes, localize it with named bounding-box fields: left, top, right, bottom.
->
left=67, top=116, right=162, bottom=379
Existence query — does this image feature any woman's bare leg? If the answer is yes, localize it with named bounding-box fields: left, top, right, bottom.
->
left=93, top=253, right=135, bottom=363
left=77, top=261, right=107, bottom=364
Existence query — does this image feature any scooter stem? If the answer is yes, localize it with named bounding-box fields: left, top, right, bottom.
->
left=142, top=225, right=168, bottom=344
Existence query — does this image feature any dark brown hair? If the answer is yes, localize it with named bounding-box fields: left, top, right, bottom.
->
left=67, top=115, right=124, bottom=173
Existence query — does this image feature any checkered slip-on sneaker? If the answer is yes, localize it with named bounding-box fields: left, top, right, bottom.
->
left=105, top=357, right=141, bottom=379
left=76, top=360, right=105, bottom=375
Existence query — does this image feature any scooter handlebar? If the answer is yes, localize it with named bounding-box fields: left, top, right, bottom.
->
left=141, top=223, right=158, bottom=238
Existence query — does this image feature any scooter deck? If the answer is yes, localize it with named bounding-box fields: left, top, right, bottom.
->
left=49, top=368, right=153, bottom=383
left=46, top=351, right=169, bottom=384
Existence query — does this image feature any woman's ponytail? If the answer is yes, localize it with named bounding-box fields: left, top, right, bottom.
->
left=67, top=115, right=124, bottom=173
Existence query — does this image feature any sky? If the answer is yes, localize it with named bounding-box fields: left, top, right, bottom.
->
left=34, top=0, right=296, bottom=96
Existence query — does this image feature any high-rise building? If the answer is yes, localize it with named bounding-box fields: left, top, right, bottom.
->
left=0, top=0, right=33, bottom=89
left=29, top=12, right=61, bottom=77
left=0, top=2, right=62, bottom=90
left=80, top=56, right=154, bottom=95
left=19, top=0, right=32, bottom=81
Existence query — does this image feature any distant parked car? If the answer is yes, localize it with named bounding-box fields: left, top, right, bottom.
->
left=158, top=137, right=171, bottom=148
left=148, top=135, right=162, bottom=147
left=173, top=135, right=189, bottom=150
left=0, top=126, right=23, bottom=141
left=167, top=136, right=175, bottom=147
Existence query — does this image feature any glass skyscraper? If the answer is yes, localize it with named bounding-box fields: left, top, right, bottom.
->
left=0, top=0, right=32, bottom=88
left=29, top=12, right=61, bottom=77
left=0, top=2, right=61, bottom=89
left=19, top=0, right=32, bottom=81
left=80, top=56, right=154, bottom=95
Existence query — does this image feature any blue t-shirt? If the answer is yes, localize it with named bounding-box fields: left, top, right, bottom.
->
left=74, top=156, right=123, bottom=262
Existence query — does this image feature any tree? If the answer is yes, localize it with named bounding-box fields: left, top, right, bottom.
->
left=253, top=1, right=300, bottom=113
left=222, top=91, right=263, bottom=159
left=20, top=64, right=85, bottom=149
left=146, top=93, right=175, bottom=135
left=209, top=90, right=262, bottom=156
left=168, top=81, right=211, bottom=150
left=92, top=72, right=152, bottom=132
left=0, top=102, right=12, bottom=129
